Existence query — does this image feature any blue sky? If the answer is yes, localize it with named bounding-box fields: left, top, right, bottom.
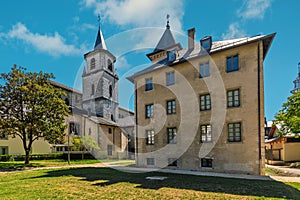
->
left=0, top=0, right=299, bottom=120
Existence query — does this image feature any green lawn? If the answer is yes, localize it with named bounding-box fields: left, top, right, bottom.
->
left=0, top=167, right=299, bottom=199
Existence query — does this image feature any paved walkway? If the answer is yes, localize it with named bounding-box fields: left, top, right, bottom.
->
left=102, top=162, right=300, bottom=183
left=266, top=164, right=300, bottom=176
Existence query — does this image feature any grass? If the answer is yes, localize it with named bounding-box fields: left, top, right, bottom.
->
left=0, top=167, right=299, bottom=199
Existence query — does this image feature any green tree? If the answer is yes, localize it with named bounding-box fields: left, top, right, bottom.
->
left=72, top=136, right=100, bottom=160
left=274, top=91, right=300, bottom=135
left=0, top=65, right=69, bottom=164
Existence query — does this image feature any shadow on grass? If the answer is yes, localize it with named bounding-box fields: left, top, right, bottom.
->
left=33, top=167, right=300, bottom=199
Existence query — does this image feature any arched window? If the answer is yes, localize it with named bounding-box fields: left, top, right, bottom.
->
left=109, top=85, right=113, bottom=97
left=107, top=59, right=113, bottom=71
left=91, top=84, right=95, bottom=95
left=90, top=58, right=95, bottom=70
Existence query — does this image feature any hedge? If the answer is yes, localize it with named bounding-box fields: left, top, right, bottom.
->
left=0, top=153, right=64, bottom=162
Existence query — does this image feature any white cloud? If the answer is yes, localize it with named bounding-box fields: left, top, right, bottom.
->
left=222, top=23, right=246, bottom=40
left=238, top=0, right=272, bottom=20
left=81, top=0, right=184, bottom=52
left=223, top=0, right=272, bottom=40
left=83, top=0, right=183, bottom=30
left=6, top=22, right=84, bottom=57
left=115, top=56, right=131, bottom=69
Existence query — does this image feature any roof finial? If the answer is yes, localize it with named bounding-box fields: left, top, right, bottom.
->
left=97, top=14, right=101, bottom=29
left=166, top=14, right=170, bottom=29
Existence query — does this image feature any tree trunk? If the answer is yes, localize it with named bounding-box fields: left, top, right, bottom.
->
left=25, top=149, right=30, bottom=165
left=82, top=147, right=84, bottom=160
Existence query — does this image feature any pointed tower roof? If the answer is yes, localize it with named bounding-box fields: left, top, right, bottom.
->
left=146, top=15, right=182, bottom=61
left=153, top=15, right=176, bottom=53
left=153, top=28, right=176, bottom=53
left=94, top=26, right=107, bottom=50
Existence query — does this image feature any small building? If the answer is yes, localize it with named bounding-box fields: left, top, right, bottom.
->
left=265, top=124, right=300, bottom=164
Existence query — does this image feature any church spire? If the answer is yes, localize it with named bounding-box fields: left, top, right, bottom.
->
left=94, top=14, right=107, bottom=50
left=291, top=62, right=300, bottom=94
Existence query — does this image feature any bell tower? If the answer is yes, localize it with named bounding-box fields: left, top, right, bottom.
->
left=82, top=17, right=119, bottom=122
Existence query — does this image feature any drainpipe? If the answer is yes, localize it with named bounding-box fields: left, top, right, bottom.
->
left=135, top=81, right=138, bottom=165
left=257, top=41, right=262, bottom=175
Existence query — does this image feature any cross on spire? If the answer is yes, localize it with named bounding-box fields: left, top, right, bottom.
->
left=98, top=14, right=101, bottom=28
left=166, top=14, right=170, bottom=29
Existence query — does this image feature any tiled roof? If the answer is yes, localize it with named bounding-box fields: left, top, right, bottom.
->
left=127, top=33, right=276, bottom=82
left=49, top=80, right=82, bottom=94
left=118, top=116, right=134, bottom=127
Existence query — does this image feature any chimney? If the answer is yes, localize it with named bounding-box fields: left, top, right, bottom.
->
left=188, top=28, right=195, bottom=50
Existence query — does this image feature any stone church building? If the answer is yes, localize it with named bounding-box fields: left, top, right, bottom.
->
left=50, top=24, right=135, bottom=159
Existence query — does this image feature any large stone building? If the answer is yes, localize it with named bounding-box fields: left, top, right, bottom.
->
left=128, top=20, right=275, bottom=175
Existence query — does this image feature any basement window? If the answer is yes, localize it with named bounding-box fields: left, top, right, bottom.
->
left=147, top=158, right=155, bottom=165
left=201, top=158, right=212, bottom=168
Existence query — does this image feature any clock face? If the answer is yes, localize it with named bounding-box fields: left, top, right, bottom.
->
left=168, top=51, right=176, bottom=62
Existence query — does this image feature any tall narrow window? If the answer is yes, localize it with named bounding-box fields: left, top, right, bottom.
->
left=166, top=71, right=175, bottom=86
left=201, top=125, right=212, bottom=143
left=145, top=104, right=154, bottom=118
left=0, top=147, right=8, bottom=155
left=199, top=62, right=210, bottom=78
left=167, top=128, right=177, bottom=144
left=166, top=100, right=176, bottom=114
left=109, top=85, right=113, bottom=97
left=226, top=55, right=239, bottom=72
left=91, top=84, right=95, bottom=95
left=69, top=122, right=79, bottom=135
left=107, top=145, right=113, bottom=156
left=146, top=130, right=155, bottom=145
left=200, top=94, right=211, bottom=111
left=107, top=59, right=113, bottom=71
left=145, top=78, right=153, bottom=91
left=228, top=122, right=241, bottom=142
left=227, top=89, right=240, bottom=108
left=90, top=58, right=95, bottom=70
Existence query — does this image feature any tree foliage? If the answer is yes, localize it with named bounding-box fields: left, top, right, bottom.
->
left=72, top=136, right=100, bottom=159
left=274, top=91, right=300, bottom=135
left=0, top=65, right=69, bottom=164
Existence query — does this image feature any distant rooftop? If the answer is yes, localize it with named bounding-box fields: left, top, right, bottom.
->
left=49, top=80, right=82, bottom=94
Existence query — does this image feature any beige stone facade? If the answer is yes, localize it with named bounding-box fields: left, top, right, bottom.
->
left=128, top=26, right=275, bottom=175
